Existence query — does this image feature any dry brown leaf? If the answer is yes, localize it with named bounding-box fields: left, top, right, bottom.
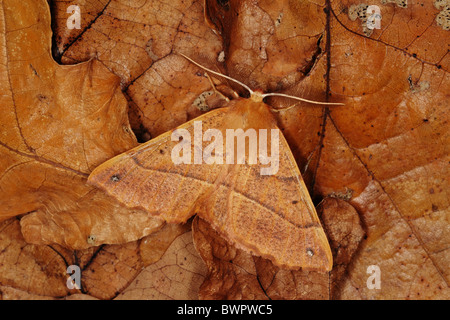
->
left=75, top=241, right=143, bottom=299
left=53, top=0, right=223, bottom=141
left=116, top=229, right=207, bottom=300
left=0, top=219, right=71, bottom=298
left=318, top=197, right=365, bottom=298
left=0, top=0, right=163, bottom=249
left=0, top=217, right=135, bottom=299
left=192, top=216, right=269, bottom=300
left=205, top=0, right=326, bottom=91
left=139, top=221, right=191, bottom=266
left=312, top=0, right=450, bottom=299
left=0, top=216, right=201, bottom=300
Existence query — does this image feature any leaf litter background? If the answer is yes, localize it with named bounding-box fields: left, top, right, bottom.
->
left=0, top=0, right=448, bottom=299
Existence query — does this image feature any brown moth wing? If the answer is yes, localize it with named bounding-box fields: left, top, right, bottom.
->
left=88, top=107, right=232, bottom=223
left=88, top=98, right=332, bottom=271
left=192, top=99, right=333, bottom=271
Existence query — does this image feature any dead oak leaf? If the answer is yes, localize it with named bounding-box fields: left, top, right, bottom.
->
left=0, top=217, right=163, bottom=300
left=192, top=216, right=269, bottom=300
left=205, top=0, right=327, bottom=91
left=0, top=0, right=163, bottom=249
left=53, top=0, right=221, bottom=88
left=318, top=197, right=365, bottom=299
left=312, top=1, right=450, bottom=298
left=0, top=219, right=71, bottom=298
left=52, top=0, right=223, bottom=141
left=115, top=228, right=207, bottom=300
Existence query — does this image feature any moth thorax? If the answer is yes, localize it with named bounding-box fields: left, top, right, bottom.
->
left=250, top=90, right=264, bottom=102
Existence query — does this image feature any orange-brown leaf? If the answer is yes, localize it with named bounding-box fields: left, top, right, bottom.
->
left=0, top=0, right=163, bottom=249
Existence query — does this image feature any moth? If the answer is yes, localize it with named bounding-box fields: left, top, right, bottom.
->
left=88, top=54, right=343, bottom=272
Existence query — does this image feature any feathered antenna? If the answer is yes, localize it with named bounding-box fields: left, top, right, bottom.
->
left=178, top=53, right=344, bottom=106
